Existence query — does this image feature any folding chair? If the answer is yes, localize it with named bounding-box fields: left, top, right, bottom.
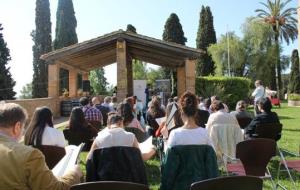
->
left=35, top=145, right=66, bottom=169
left=190, top=176, right=263, bottom=190
left=70, top=181, right=149, bottom=190
left=253, top=123, right=282, bottom=141
left=276, top=148, right=300, bottom=190
left=225, top=138, right=277, bottom=189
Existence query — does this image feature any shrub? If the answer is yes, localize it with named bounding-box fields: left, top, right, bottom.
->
left=196, top=76, right=251, bottom=110
left=288, top=94, right=300, bottom=101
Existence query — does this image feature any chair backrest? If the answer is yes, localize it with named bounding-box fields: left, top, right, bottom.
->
left=71, top=181, right=149, bottom=190
left=36, top=145, right=66, bottom=169
left=255, top=123, right=282, bottom=141
left=125, top=127, right=146, bottom=143
left=236, top=138, right=276, bottom=176
left=237, top=117, right=252, bottom=129
left=161, top=145, right=219, bottom=190
left=86, top=147, right=148, bottom=185
left=190, top=176, right=263, bottom=190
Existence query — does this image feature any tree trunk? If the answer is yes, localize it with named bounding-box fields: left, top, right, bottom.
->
left=275, top=35, right=282, bottom=99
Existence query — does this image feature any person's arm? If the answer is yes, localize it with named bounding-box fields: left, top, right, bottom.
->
left=251, top=88, right=258, bottom=97
left=25, top=149, right=81, bottom=190
left=86, top=140, right=98, bottom=161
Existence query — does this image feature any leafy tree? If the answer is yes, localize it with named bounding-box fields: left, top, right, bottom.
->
left=89, top=68, right=108, bottom=95
left=208, top=32, right=247, bottom=77
left=53, top=0, right=78, bottom=50
left=147, top=67, right=164, bottom=86
left=126, top=24, right=137, bottom=33
left=288, top=49, right=300, bottom=94
left=0, top=24, right=16, bottom=100
left=133, top=60, right=147, bottom=80
left=162, top=13, right=187, bottom=96
left=256, top=0, right=298, bottom=97
left=32, top=0, right=52, bottom=98
left=196, top=6, right=217, bottom=76
left=19, top=83, right=33, bottom=99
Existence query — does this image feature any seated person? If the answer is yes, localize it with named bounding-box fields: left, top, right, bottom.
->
left=92, top=97, right=109, bottom=126
left=206, top=100, right=243, bottom=160
left=0, top=103, right=82, bottom=189
left=245, top=97, right=280, bottom=139
left=25, top=107, right=65, bottom=148
left=209, top=96, right=229, bottom=113
left=65, top=107, right=98, bottom=149
left=167, top=91, right=213, bottom=148
left=87, top=112, right=155, bottom=161
left=230, top=100, right=253, bottom=119
left=155, top=102, right=184, bottom=138
left=146, top=97, right=166, bottom=135
left=118, top=102, right=145, bottom=133
left=80, top=97, right=103, bottom=127
left=101, top=96, right=114, bottom=112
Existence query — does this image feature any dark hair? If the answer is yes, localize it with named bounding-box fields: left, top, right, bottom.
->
left=117, top=103, right=134, bottom=126
left=179, top=91, right=198, bottom=117
left=80, top=97, right=89, bottom=106
left=69, top=107, right=89, bottom=131
left=257, top=97, right=272, bottom=112
left=24, top=107, right=53, bottom=146
left=236, top=100, right=247, bottom=111
left=149, top=97, right=164, bottom=117
left=204, top=98, right=211, bottom=110
left=107, top=112, right=123, bottom=125
left=210, top=100, right=225, bottom=112
left=0, top=103, right=27, bottom=128
left=112, top=96, right=118, bottom=103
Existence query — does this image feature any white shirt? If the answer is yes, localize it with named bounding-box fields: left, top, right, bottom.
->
left=41, top=126, right=66, bottom=147
left=252, top=85, right=265, bottom=102
left=167, top=127, right=213, bottom=148
left=94, top=127, right=135, bottom=148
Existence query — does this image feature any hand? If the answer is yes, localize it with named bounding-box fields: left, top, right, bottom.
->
left=68, top=165, right=83, bottom=178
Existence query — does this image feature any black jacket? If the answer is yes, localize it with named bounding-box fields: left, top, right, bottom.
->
left=86, top=147, right=148, bottom=185
left=195, top=109, right=210, bottom=128
left=245, top=111, right=280, bottom=138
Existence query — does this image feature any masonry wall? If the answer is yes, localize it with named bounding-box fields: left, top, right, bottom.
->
left=6, top=98, right=60, bottom=119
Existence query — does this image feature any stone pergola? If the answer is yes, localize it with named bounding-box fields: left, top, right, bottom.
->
left=41, top=30, right=203, bottom=101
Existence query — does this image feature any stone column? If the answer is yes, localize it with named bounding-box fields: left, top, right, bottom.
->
left=69, top=69, right=77, bottom=97
left=116, top=39, right=128, bottom=101
left=177, top=59, right=196, bottom=96
left=177, top=66, right=185, bottom=97
left=185, top=59, right=196, bottom=93
left=48, top=62, right=60, bottom=98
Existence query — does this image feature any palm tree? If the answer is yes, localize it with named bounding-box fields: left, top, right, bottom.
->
left=255, top=0, right=297, bottom=97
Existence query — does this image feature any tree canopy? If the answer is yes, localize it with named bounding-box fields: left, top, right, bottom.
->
left=32, top=0, right=52, bottom=98
left=0, top=24, right=16, bottom=100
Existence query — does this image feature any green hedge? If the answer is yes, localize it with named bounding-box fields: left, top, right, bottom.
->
left=196, top=76, right=251, bottom=110
left=288, top=93, right=300, bottom=101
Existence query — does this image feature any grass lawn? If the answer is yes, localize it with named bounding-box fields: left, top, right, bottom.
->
left=78, top=102, right=300, bottom=190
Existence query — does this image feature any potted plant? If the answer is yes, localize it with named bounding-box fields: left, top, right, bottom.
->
left=288, top=50, right=300, bottom=107
left=62, top=88, right=69, bottom=98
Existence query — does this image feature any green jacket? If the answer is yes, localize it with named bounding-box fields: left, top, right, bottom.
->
left=160, top=145, right=219, bottom=190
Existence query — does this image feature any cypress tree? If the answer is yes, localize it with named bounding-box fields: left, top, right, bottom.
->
left=162, top=13, right=187, bottom=96
left=32, top=0, right=52, bottom=98
left=288, top=49, right=300, bottom=94
left=126, top=24, right=137, bottom=34
left=53, top=0, right=78, bottom=50
left=196, top=6, right=217, bottom=76
left=0, top=24, right=16, bottom=100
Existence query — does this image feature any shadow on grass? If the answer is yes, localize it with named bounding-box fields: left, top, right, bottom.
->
left=282, top=128, right=300, bottom=132
left=279, top=116, right=294, bottom=120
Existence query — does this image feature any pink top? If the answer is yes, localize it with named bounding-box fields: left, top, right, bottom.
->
left=126, top=118, right=145, bottom=132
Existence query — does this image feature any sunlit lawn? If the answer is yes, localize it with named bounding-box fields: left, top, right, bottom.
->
left=78, top=102, right=300, bottom=190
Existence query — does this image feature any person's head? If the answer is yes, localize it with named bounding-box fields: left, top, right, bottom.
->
left=92, top=97, right=100, bottom=105
left=125, top=97, right=135, bottom=108
left=204, top=98, right=211, bottom=110
left=69, top=107, right=88, bottom=131
left=198, top=96, right=204, bottom=103
left=104, top=96, right=111, bottom=104
left=210, top=95, right=220, bottom=102
left=24, top=107, right=53, bottom=146
left=107, top=112, right=123, bottom=128
left=179, top=91, right=198, bottom=120
left=0, top=103, right=27, bottom=141
left=210, top=100, right=225, bottom=112
left=149, top=96, right=162, bottom=116
left=111, top=96, right=118, bottom=103
left=236, top=100, right=247, bottom=111
left=80, top=97, right=90, bottom=106
left=117, top=102, right=134, bottom=126
left=255, top=80, right=263, bottom=88
left=257, top=97, right=272, bottom=112
left=173, top=96, right=178, bottom=103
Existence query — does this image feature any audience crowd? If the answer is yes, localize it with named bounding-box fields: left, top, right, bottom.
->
left=0, top=83, right=282, bottom=189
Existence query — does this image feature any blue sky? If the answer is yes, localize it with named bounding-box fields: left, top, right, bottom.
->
left=0, top=0, right=298, bottom=95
